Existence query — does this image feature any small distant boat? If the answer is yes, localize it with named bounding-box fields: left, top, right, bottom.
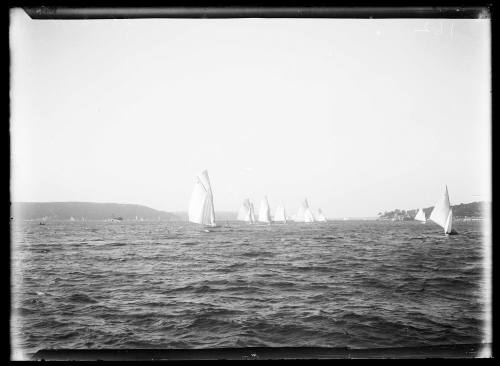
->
left=294, top=198, right=315, bottom=222
left=258, top=196, right=272, bottom=223
left=429, top=185, right=457, bottom=235
left=69, top=216, right=75, bottom=221
left=237, top=198, right=254, bottom=223
left=294, top=201, right=306, bottom=222
left=39, top=222, right=46, bottom=225
left=317, top=209, right=327, bottom=222
left=188, top=170, right=216, bottom=228
left=111, top=216, right=123, bottom=222
left=273, top=202, right=287, bottom=223
left=414, top=208, right=426, bottom=223
left=304, top=201, right=315, bottom=223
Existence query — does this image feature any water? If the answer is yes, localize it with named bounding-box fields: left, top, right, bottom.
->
left=11, top=220, right=490, bottom=357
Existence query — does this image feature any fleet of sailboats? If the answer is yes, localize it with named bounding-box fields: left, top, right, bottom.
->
left=187, top=170, right=456, bottom=235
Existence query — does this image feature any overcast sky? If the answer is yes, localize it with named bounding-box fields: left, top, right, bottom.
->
left=10, top=9, right=491, bottom=217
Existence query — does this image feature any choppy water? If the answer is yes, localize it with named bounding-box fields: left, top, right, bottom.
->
left=11, top=220, right=490, bottom=357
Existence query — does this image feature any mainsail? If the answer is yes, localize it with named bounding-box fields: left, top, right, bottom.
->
left=429, top=185, right=452, bottom=234
left=258, top=196, right=272, bottom=223
left=415, top=208, right=426, bottom=223
left=188, top=170, right=216, bottom=226
left=317, top=209, right=327, bottom=222
left=237, top=198, right=252, bottom=222
left=274, top=202, right=287, bottom=223
left=304, top=208, right=315, bottom=223
left=294, top=200, right=307, bottom=222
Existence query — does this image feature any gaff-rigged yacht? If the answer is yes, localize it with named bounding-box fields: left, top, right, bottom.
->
left=188, top=170, right=216, bottom=229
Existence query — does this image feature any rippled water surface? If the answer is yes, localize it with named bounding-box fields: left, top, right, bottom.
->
left=11, top=220, right=490, bottom=356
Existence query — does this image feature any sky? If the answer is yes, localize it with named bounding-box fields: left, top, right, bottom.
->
left=10, top=9, right=491, bottom=217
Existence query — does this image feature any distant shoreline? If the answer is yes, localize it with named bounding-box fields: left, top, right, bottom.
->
left=10, top=201, right=489, bottom=222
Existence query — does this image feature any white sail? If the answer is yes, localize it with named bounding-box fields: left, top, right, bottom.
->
left=249, top=201, right=256, bottom=224
left=70, top=216, right=75, bottom=221
left=304, top=207, right=315, bottom=222
left=415, top=208, right=426, bottom=223
left=188, top=170, right=216, bottom=226
left=429, top=185, right=452, bottom=234
left=294, top=199, right=307, bottom=222
left=274, top=202, right=287, bottom=223
left=237, top=198, right=252, bottom=222
left=317, top=209, right=327, bottom=222
left=295, top=198, right=315, bottom=222
left=258, top=196, right=272, bottom=223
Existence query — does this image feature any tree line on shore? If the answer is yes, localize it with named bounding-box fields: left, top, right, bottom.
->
left=377, top=201, right=488, bottom=221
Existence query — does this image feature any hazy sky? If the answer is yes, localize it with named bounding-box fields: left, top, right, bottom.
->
left=10, top=9, right=491, bottom=217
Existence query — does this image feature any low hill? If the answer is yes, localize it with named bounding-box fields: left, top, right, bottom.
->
left=11, top=202, right=181, bottom=221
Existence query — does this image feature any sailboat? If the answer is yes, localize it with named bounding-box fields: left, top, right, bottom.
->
left=429, top=185, right=457, bottom=235
left=294, top=198, right=315, bottom=222
left=274, top=202, right=287, bottom=223
left=317, top=209, right=327, bottom=222
left=258, top=196, right=272, bottom=223
left=69, top=216, right=75, bottom=221
left=237, top=198, right=253, bottom=223
left=294, top=200, right=306, bottom=222
left=414, top=208, right=426, bottom=223
left=188, top=170, right=216, bottom=228
left=304, top=199, right=315, bottom=223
